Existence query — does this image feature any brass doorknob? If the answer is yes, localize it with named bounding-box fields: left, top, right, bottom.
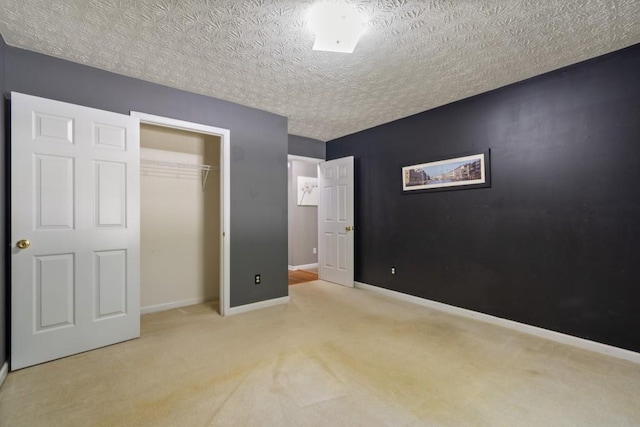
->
left=17, top=239, right=30, bottom=250
left=345, top=226, right=353, bottom=232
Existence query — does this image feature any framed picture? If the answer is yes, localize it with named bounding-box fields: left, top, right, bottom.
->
left=297, top=176, right=318, bottom=205
left=402, top=149, right=491, bottom=193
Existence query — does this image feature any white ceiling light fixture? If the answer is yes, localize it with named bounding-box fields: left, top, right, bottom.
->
left=308, top=1, right=366, bottom=53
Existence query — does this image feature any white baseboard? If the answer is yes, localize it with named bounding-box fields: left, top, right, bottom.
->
left=0, top=362, right=8, bottom=389
left=141, top=296, right=216, bottom=315
left=288, top=263, right=318, bottom=271
left=228, top=296, right=290, bottom=316
left=355, top=282, right=640, bottom=364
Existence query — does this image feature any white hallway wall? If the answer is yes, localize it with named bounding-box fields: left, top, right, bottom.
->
left=288, top=159, right=319, bottom=268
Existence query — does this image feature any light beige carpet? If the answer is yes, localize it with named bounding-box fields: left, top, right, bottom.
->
left=1, top=280, right=639, bottom=426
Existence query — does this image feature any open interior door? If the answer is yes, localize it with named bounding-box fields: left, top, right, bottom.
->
left=11, top=92, right=140, bottom=370
left=318, top=156, right=354, bottom=287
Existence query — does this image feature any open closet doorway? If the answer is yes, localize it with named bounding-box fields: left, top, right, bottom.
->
left=288, top=155, right=323, bottom=285
left=132, top=112, right=231, bottom=316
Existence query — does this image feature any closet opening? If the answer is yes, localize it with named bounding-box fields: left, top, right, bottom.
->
left=131, top=112, right=231, bottom=316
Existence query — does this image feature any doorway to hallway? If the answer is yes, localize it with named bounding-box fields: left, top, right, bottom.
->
left=287, top=155, right=322, bottom=275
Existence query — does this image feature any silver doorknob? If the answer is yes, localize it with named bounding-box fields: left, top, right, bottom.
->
left=17, top=239, right=31, bottom=250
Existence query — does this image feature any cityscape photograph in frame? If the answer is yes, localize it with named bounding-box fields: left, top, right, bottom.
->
left=402, top=150, right=491, bottom=193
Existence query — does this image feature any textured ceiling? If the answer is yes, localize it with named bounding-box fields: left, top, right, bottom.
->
left=1, top=0, right=639, bottom=141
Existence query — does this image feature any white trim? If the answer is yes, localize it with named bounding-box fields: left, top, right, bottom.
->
left=0, top=362, right=8, bottom=388
left=288, top=154, right=323, bottom=164
left=355, top=282, right=640, bottom=364
left=227, top=296, right=290, bottom=316
left=288, top=263, right=318, bottom=271
left=131, top=111, right=231, bottom=317
left=133, top=112, right=227, bottom=135
left=140, top=297, right=216, bottom=315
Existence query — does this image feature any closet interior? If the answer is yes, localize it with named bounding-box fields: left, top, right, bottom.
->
left=140, top=123, right=221, bottom=313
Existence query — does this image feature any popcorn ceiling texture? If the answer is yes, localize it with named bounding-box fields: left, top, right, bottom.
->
left=1, top=0, right=639, bottom=141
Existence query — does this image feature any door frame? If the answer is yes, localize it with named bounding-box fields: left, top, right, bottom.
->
left=131, top=112, right=231, bottom=316
left=288, top=155, right=323, bottom=164
left=287, top=155, right=323, bottom=271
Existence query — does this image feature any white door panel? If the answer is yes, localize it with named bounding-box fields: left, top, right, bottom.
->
left=35, top=254, right=75, bottom=330
left=35, top=154, right=75, bottom=229
left=11, top=92, right=140, bottom=370
left=318, top=156, right=354, bottom=287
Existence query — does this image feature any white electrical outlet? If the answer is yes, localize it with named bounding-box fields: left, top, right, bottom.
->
left=313, top=247, right=317, bottom=254
left=391, top=267, right=395, bottom=275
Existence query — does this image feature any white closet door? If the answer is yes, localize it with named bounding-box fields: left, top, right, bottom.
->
left=11, top=92, right=140, bottom=370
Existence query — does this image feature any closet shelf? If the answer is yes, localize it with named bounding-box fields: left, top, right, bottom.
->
left=140, top=158, right=215, bottom=190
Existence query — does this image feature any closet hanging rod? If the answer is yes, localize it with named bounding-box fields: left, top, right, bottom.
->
left=140, top=158, right=214, bottom=189
left=140, top=158, right=212, bottom=171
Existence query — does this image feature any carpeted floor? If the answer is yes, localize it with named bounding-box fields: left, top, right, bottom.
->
left=1, top=280, right=639, bottom=426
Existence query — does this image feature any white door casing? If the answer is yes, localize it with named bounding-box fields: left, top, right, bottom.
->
left=11, top=92, right=140, bottom=370
left=318, top=156, right=355, bottom=287
left=130, top=112, right=231, bottom=317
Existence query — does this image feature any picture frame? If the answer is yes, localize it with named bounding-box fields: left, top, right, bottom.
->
left=297, top=176, right=318, bottom=205
left=402, top=149, right=491, bottom=193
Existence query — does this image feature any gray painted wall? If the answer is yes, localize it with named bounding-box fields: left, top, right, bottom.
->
left=0, top=35, right=7, bottom=371
left=288, top=134, right=325, bottom=160
left=4, top=45, right=288, bottom=308
left=288, top=161, right=318, bottom=267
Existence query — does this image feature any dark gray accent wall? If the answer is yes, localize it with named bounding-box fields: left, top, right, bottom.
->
left=5, top=46, right=288, bottom=308
left=0, top=34, right=7, bottom=371
left=327, top=44, right=640, bottom=352
left=288, top=134, right=325, bottom=159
